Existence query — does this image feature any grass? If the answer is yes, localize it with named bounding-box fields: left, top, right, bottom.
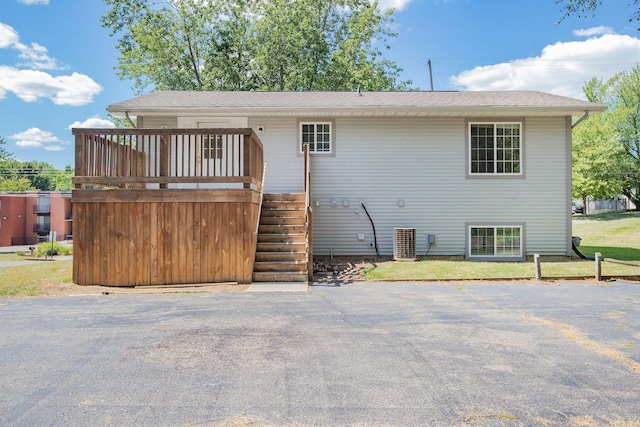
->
left=573, top=211, right=640, bottom=260
left=0, top=255, right=73, bottom=297
left=363, top=211, right=640, bottom=281
left=0, top=212, right=638, bottom=297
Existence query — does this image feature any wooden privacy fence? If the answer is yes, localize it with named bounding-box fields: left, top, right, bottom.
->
left=72, top=128, right=265, bottom=287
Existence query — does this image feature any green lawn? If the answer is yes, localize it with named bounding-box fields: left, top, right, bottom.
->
left=363, top=211, right=640, bottom=281
left=572, top=211, right=640, bottom=260
left=1, top=212, right=638, bottom=297
left=0, top=255, right=73, bottom=297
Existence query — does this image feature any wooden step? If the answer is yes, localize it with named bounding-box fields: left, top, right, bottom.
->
left=252, top=271, right=308, bottom=282
left=255, top=252, right=307, bottom=262
left=261, top=207, right=306, bottom=215
left=258, top=224, right=306, bottom=234
left=254, top=192, right=309, bottom=282
left=262, top=200, right=305, bottom=209
left=263, top=193, right=306, bottom=202
left=259, top=216, right=306, bottom=226
left=256, top=242, right=306, bottom=252
left=253, top=261, right=307, bottom=272
left=257, top=233, right=306, bottom=243
left=260, top=213, right=305, bottom=221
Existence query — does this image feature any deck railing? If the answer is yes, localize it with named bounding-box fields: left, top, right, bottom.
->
left=72, top=128, right=264, bottom=191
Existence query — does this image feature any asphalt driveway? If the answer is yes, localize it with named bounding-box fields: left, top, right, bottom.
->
left=1, top=280, right=639, bottom=426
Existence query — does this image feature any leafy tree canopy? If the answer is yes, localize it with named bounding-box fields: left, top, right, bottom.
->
left=0, top=159, right=74, bottom=191
left=102, top=0, right=411, bottom=93
left=0, top=177, right=36, bottom=192
left=574, top=66, right=640, bottom=210
left=0, top=136, right=13, bottom=161
left=557, top=0, right=640, bottom=29
left=572, top=109, right=626, bottom=212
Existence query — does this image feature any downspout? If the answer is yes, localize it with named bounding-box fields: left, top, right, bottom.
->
left=570, top=110, right=590, bottom=255
left=571, top=110, right=589, bottom=129
left=125, top=112, right=137, bottom=128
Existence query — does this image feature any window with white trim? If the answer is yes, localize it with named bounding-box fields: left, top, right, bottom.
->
left=469, top=123, right=521, bottom=175
left=300, top=122, right=332, bottom=153
left=469, top=226, right=523, bottom=258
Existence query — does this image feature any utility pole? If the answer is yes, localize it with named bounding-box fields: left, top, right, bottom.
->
left=427, top=59, right=434, bottom=91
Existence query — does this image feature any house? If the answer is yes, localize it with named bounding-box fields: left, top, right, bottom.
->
left=72, top=90, right=605, bottom=286
left=0, top=191, right=72, bottom=246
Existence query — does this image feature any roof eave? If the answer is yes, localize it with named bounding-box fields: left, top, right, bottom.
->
left=107, top=104, right=606, bottom=118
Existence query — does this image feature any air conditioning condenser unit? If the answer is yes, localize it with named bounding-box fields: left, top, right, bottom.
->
left=393, top=228, right=416, bottom=261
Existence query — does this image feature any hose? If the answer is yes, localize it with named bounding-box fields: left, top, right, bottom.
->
left=361, top=203, right=380, bottom=257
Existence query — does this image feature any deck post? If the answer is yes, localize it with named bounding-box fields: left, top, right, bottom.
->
left=74, top=133, right=86, bottom=188
left=159, top=134, right=169, bottom=189
left=243, top=134, right=251, bottom=189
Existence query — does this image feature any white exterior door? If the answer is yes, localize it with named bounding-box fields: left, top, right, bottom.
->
left=176, top=117, right=249, bottom=188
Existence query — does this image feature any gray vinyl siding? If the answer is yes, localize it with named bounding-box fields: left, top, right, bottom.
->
left=248, top=118, right=304, bottom=193
left=250, top=116, right=569, bottom=257
left=139, top=116, right=177, bottom=129
left=149, top=114, right=569, bottom=256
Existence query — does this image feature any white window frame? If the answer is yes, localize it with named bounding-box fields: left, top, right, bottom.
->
left=202, top=134, right=222, bottom=160
left=299, top=120, right=334, bottom=155
left=467, top=224, right=524, bottom=259
left=468, top=121, right=523, bottom=177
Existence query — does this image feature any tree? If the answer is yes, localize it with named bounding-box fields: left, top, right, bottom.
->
left=102, top=0, right=410, bottom=93
left=576, top=68, right=640, bottom=210
left=610, top=67, right=640, bottom=210
left=52, top=166, right=74, bottom=191
left=0, top=159, right=60, bottom=191
left=0, top=137, right=73, bottom=191
left=557, top=0, right=640, bottom=28
left=572, top=110, right=626, bottom=214
left=0, top=177, right=36, bottom=192
left=0, top=136, right=13, bottom=161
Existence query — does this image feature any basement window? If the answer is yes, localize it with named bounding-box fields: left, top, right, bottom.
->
left=468, top=225, right=524, bottom=259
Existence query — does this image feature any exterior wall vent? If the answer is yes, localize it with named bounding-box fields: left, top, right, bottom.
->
left=393, top=228, right=416, bottom=261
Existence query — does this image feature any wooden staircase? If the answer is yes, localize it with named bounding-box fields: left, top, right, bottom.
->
left=252, top=193, right=309, bottom=282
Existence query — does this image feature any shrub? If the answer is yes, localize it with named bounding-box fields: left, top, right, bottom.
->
left=36, top=241, right=72, bottom=257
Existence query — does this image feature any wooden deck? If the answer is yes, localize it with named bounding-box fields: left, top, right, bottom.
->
left=72, top=128, right=264, bottom=286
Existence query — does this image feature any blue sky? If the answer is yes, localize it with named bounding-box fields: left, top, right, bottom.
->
left=1, top=0, right=639, bottom=169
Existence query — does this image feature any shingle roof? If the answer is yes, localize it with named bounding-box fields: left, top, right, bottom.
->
left=107, top=90, right=605, bottom=117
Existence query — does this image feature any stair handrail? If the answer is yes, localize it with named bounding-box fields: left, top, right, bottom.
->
left=255, top=161, right=267, bottom=233
left=303, top=144, right=313, bottom=281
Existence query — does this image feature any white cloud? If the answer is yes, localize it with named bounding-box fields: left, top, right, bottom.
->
left=15, top=139, right=43, bottom=148
left=10, top=128, right=63, bottom=149
left=0, top=23, right=20, bottom=48
left=44, top=145, right=65, bottom=151
left=573, top=26, right=614, bottom=37
left=0, top=22, right=64, bottom=70
left=0, top=66, right=102, bottom=106
left=68, top=116, right=116, bottom=129
left=450, top=33, right=640, bottom=100
left=17, top=0, right=50, bottom=4
left=17, top=42, right=63, bottom=70
left=375, top=0, right=414, bottom=11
